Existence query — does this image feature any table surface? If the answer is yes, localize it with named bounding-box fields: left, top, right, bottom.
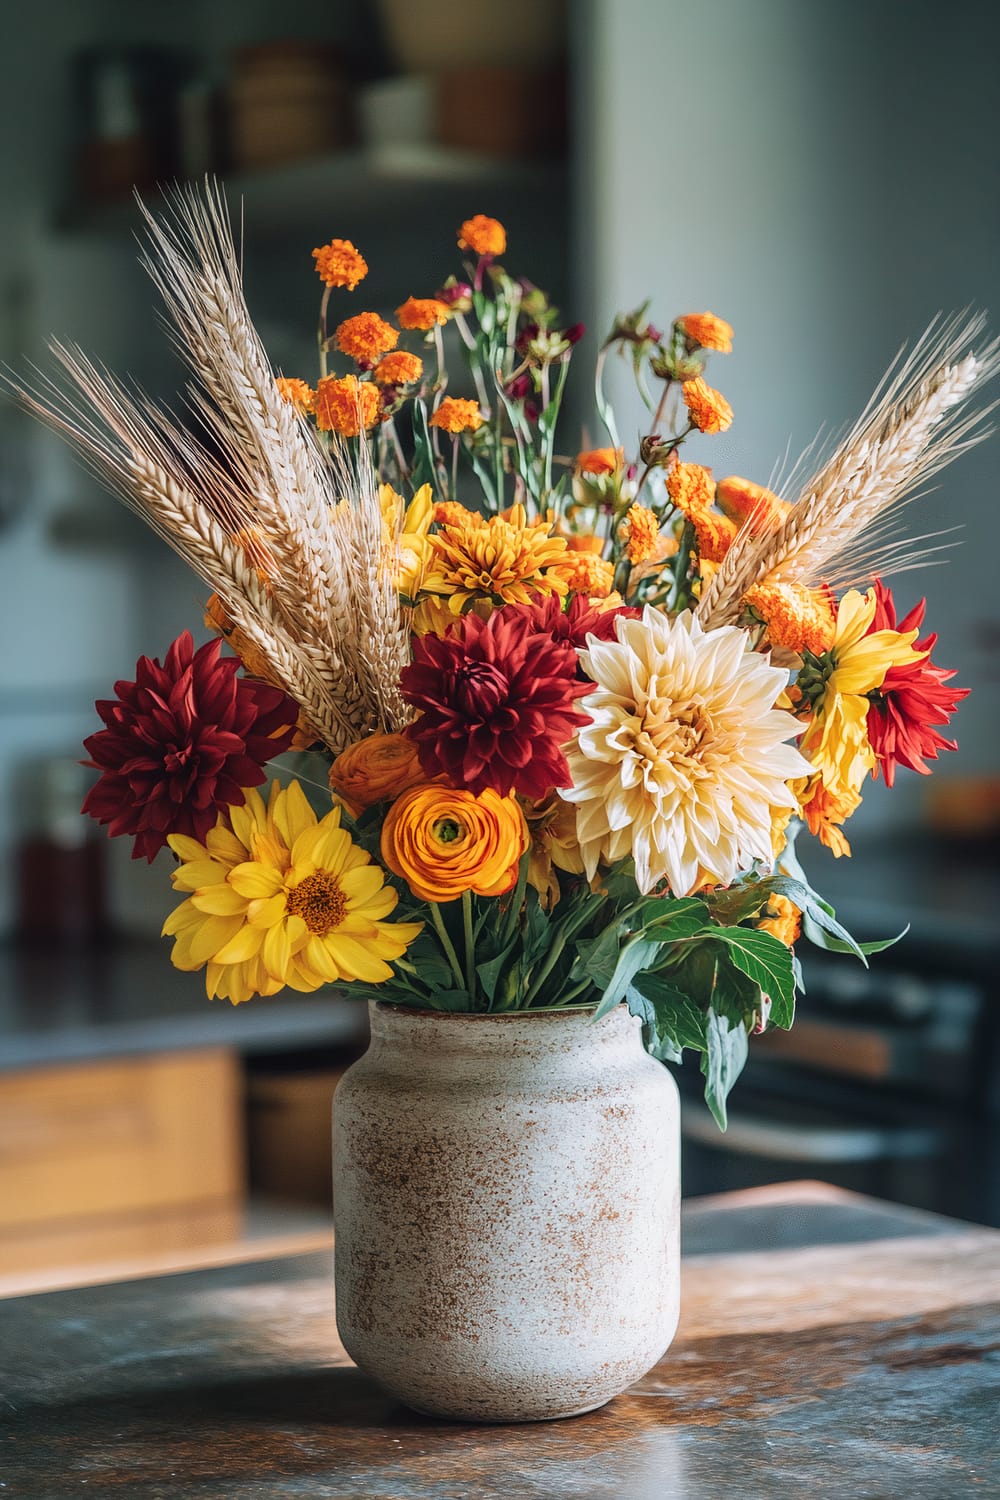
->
left=1, top=1181, right=997, bottom=1499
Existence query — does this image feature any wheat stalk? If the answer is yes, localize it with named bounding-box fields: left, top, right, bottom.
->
left=697, top=315, right=999, bottom=627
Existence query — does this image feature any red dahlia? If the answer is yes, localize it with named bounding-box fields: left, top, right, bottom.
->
left=82, top=631, right=298, bottom=861
left=518, top=593, right=642, bottom=680
left=401, top=607, right=591, bottom=799
left=866, top=580, right=969, bottom=787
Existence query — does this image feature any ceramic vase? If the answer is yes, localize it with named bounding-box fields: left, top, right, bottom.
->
left=332, top=1002, right=680, bottom=1422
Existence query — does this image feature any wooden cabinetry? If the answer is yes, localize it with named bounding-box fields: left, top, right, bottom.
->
left=0, top=1048, right=243, bottom=1277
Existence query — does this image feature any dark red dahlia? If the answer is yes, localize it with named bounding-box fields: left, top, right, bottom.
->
left=82, top=631, right=298, bottom=861
left=866, top=580, right=969, bottom=787
left=401, top=607, right=591, bottom=799
left=515, top=593, right=641, bottom=682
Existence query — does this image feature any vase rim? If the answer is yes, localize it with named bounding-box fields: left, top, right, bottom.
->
left=371, top=1001, right=607, bottom=1021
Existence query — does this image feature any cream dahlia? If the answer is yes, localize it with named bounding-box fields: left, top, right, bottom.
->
left=561, top=607, right=810, bottom=895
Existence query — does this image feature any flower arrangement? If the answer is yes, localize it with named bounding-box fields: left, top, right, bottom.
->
left=14, top=185, right=993, bottom=1125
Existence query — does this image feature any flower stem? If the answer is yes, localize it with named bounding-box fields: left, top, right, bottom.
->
left=317, top=285, right=332, bottom=380
left=430, top=903, right=466, bottom=993
left=462, top=889, right=477, bottom=1004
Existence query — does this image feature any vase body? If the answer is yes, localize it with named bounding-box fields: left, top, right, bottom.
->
left=332, top=1002, right=680, bottom=1422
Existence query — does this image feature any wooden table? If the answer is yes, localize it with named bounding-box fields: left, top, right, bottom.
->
left=1, top=1182, right=997, bottom=1498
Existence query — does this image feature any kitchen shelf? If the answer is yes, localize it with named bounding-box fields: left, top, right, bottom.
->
left=55, top=145, right=568, bottom=241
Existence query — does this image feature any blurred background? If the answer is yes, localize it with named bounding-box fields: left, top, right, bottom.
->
left=0, top=0, right=998, bottom=1293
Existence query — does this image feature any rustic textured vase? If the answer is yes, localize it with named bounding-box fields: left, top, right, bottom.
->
left=332, top=1002, right=680, bottom=1422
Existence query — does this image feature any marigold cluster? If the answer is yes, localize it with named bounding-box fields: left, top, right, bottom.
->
left=666, top=462, right=715, bottom=516
left=397, top=296, right=450, bottom=330
left=622, top=504, right=661, bottom=565
left=691, top=510, right=737, bottom=563
left=373, top=351, right=423, bottom=387
left=458, top=214, right=507, bottom=258
left=313, top=374, right=381, bottom=436
left=430, top=397, right=484, bottom=434
left=682, top=377, right=734, bottom=434
left=312, top=239, right=368, bottom=290
left=743, top=581, right=836, bottom=656
left=557, top=550, right=615, bottom=598
left=335, top=312, right=398, bottom=366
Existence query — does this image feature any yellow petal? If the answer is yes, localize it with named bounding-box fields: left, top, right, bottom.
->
left=172, top=913, right=245, bottom=968
left=191, top=885, right=249, bottom=916
left=327, top=934, right=393, bottom=983
left=274, top=779, right=319, bottom=849
left=339, top=864, right=389, bottom=905
left=262, top=919, right=292, bottom=982
left=303, top=936, right=342, bottom=982
left=246, top=893, right=289, bottom=929
left=171, top=859, right=230, bottom=892
left=229, top=862, right=285, bottom=899
left=212, top=924, right=266, bottom=965
left=167, top=833, right=210, bottom=863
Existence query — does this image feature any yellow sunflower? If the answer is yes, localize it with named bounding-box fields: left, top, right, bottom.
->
left=163, top=780, right=421, bottom=1004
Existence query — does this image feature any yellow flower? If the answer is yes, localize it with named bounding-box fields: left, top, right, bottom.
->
left=275, top=377, right=315, bottom=413
left=329, top=733, right=427, bottom=815
left=397, top=296, right=450, bottom=330
left=373, top=350, right=423, bottom=386
left=335, top=312, right=399, bottom=365
left=458, top=215, right=507, bottom=257
left=521, top=794, right=584, bottom=909
left=381, top=782, right=528, bottom=904
left=682, top=377, right=734, bottom=434
left=794, top=774, right=864, bottom=858
left=677, top=312, right=733, bottom=354
left=421, top=502, right=570, bottom=615
left=666, top=461, right=715, bottom=516
left=430, top=397, right=484, bottom=434
left=378, top=482, right=434, bottom=599
left=312, top=239, right=368, bottom=290
left=163, top=781, right=421, bottom=1003
left=757, top=893, right=801, bottom=946
left=314, top=374, right=380, bottom=436
left=556, top=551, right=615, bottom=599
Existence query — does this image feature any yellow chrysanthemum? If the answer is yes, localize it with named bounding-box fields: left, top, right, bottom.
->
left=521, top=793, right=585, bottom=910
left=379, top=482, right=434, bottom=599
left=556, top=551, right=615, bottom=599
left=757, top=893, right=801, bottom=947
left=421, top=502, right=570, bottom=614
left=162, top=780, right=421, bottom=1004
left=562, top=608, right=810, bottom=896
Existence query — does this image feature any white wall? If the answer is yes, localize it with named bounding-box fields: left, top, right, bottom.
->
left=575, top=0, right=1000, bottom=828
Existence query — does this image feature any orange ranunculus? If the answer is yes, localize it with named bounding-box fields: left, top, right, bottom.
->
left=575, top=446, right=623, bottom=475
left=457, top=215, right=507, bottom=257
left=329, top=733, right=426, bottom=814
left=681, top=377, right=733, bottom=434
left=677, top=312, right=733, bottom=354
left=381, top=783, right=528, bottom=904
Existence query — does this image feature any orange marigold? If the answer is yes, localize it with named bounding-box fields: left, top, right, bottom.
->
left=457, top=214, right=507, bottom=258
left=429, top=397, right=484, bottom=434
left=313, top=375, right=381, bottom=437
left=335, top=312, right=398, bottom=366
left=682, top=377, right=734, bottom=435
left=397, top=296, right=450, bottom=330
left=312, top=238, right=368, bottom=290
left=575, top=446, right=623, bottom=475
left=622, top=504, right=661, bottom=565
left=797, top=775, right=863, bottom=859
left=692, top=510, right=737, bottom=563
left=275, top=376, right=315, bottom=413
left=717, top=475, right=790, bottom=535
left=743, top=581, right=836, bottom=656
left=665, top=461, right=715, bottom=517
left=677, top=311, right=734, bottom=354
left=373, top=350, right=423, bottom=386
left=433, top=500, right=484, bottom=529
left=557, top=551, right=615, bottom=599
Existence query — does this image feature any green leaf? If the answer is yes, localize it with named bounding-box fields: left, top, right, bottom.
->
left=801, top=913, right=909, bottom=957
left=700, top=1005, right=749, bottom=1130
left=424, top=989, right=473, bottom=1012
left=710, top=928, right=797, bottom=1030
left=475, top=940, right=518, bottom=1005
left=572, top=922, right=627, bottom=990
left=592, top=935, right=663, bottom=1020
left=637, top=896, right=711, bottom=941
left=627, top=972, right=708, bottom=1062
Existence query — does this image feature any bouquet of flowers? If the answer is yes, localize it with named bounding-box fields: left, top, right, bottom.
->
left=15, top=186, right=992, bottom=1125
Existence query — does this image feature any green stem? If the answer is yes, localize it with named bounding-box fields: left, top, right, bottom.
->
left=462, top=890, right=477, bottom=1005
left=430, top=903, right=466, bottom=992
left=522, top=932, right=567, bottom=1008
left=317, top=285, right=332, bottom=380
left=501, top=853, right=529, bottom=945
left=549, top=976, right=594, bottom=1009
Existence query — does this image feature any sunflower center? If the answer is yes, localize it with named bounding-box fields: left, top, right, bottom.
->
left=285, top=870, right=347, bottom=935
